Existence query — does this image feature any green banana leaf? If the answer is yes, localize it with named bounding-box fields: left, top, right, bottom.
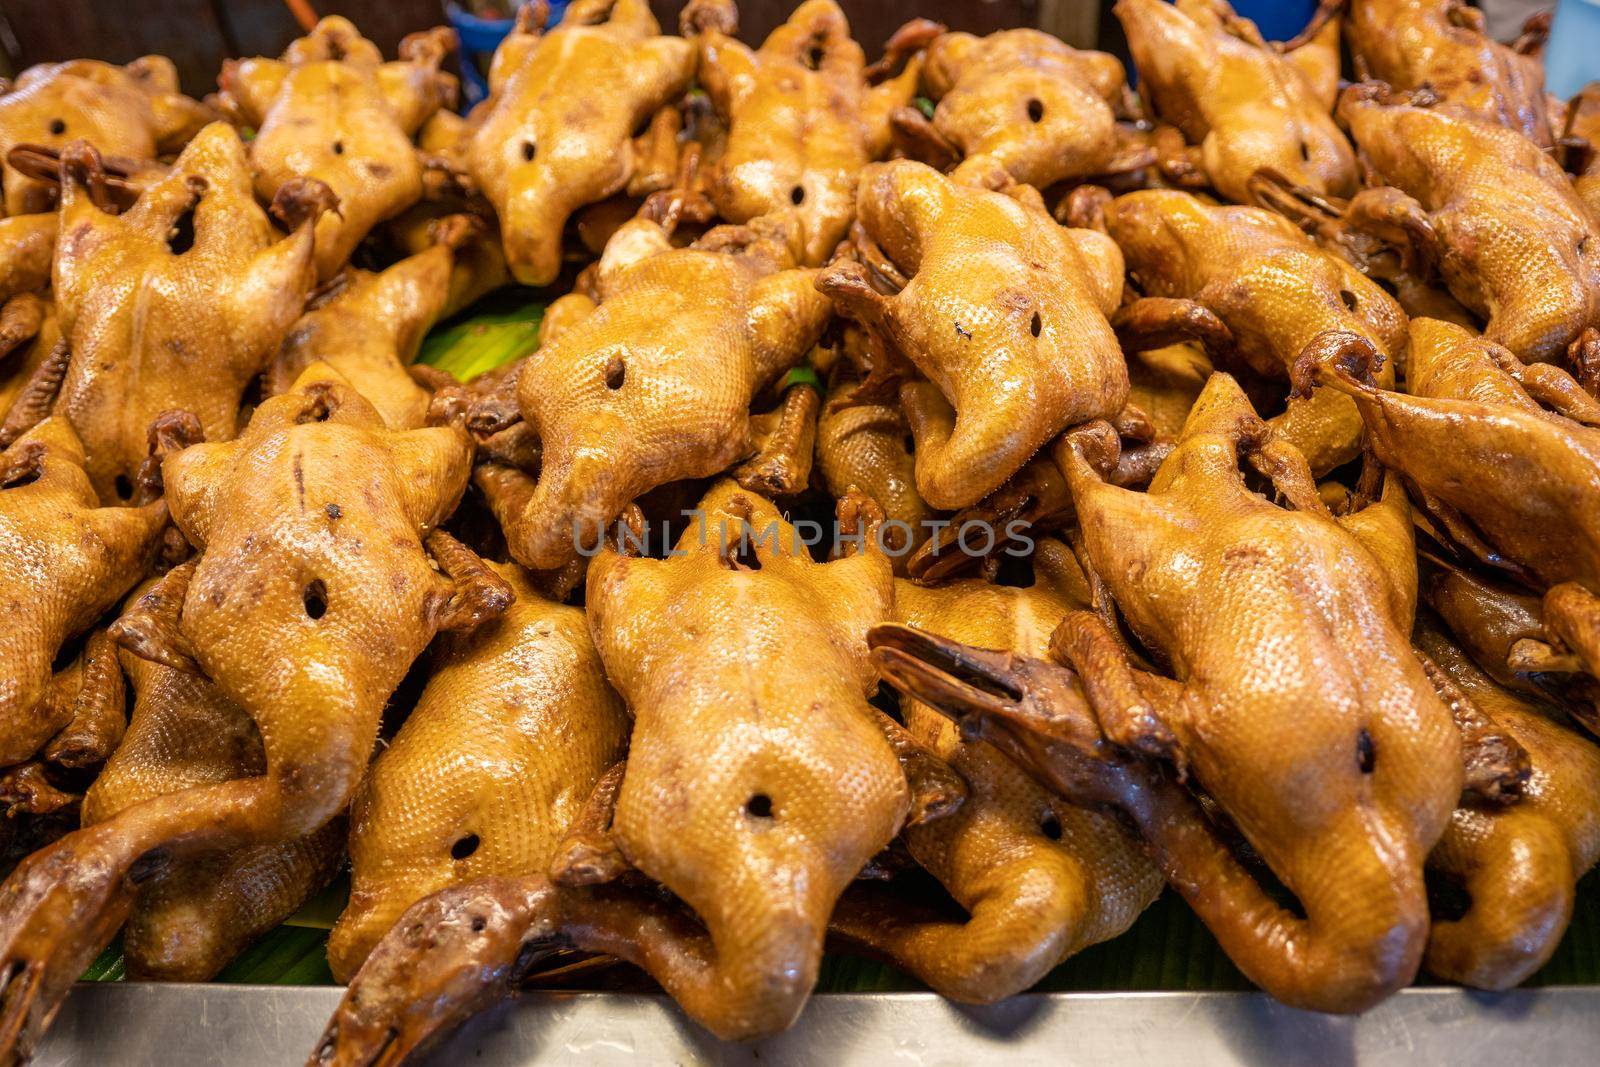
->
left=79, top=289, right=1600, bottom=992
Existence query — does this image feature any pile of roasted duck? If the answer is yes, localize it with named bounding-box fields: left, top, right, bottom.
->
left=0, top=0, right=1598, bottom=1060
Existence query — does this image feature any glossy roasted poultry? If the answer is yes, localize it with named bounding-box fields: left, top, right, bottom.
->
left=894, top=26, right=1142, bottom=193
left=327, top=562, right=628, bottom=980
left=1115, top=0, right=1356, bottom=203
left=478, top=206, right=830, bottom=570
left=314, top=483, right=955, bottom=1061
left=217, top=17, right=457, bottom=280
left=464, top=0, right=695, bottom=285
left=1338, top=84, right=1600, bottom=381
left=1086, top=187, right=1408, bottom=473
left=832, top=539, right=1162, bottom=1001
left=683, top=0, right=923, bottom=266
left=48, top=122, right=332, bottom=503
left=0, top=364, right=506, bottom=1061
left=819, top=159, right=1126, bottom=510
left=1298, top=317, right=1600, bottom=730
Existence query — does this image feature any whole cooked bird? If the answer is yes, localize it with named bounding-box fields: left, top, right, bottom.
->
left=312, top=484, right=952, bottom=1062
left=479, top=205, right=831, bottom=570
left=832, top=539, right=1162, bottom=1001
left=47, top=123, right=332, bottom=503
left=0, top=417, right=164, bottom=770
left=268, top=216, right=477, bottom=429
left=217, top=17, right=457, bottom=280
left=883, top=372, right=1464, bottom=1013
left=1301, top=0, right=1553, bottom=146
left=80, top=588, right=344, bottom=981
left=1115, top=0, right=1356, bottom=203
left=0, top=364, right=507, bottom=1062
left=895, top=26, right=1144, bottom=191
left=464, top=0, right=695, bottom=285
left=1417, top=616, right=1600, bottom=990
left=1085, top=187, right=1407, bottom=473
left=1338, top=84, right=1600, bottom=382
left=683, top=0, right=924, bottom=266
left=818, top=160, right=1126, bottom=510
left=326, top=562, right=629, bottom=980
left=1297, top=318, right=1600, bottom=731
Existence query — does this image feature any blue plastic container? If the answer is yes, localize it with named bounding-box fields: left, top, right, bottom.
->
left=446, top=1, right=570, bottom=104
left=1547, top=0, right=1600, bottom=98
left=1231, top=0, right=1318, bottom=42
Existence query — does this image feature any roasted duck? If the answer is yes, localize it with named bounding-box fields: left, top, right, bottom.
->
left=1338, top=84, right=1600, bottom=380
left=815, top=371, right=932, bottom=570
left=833, top=539, right=1162, bottom=1001
left=0, top=417, right=164, bottom=771
left=1077, top=186, right=1407, bottom=474
left=896, top=27, right=1143, bottom=191
left=464, top=0, right=695, bottom=285
left=1115, top=0, right=1356, bottom=203
left=48, top=123, right=333, bottom=503
left=479, top=207, right=831, bottom=570
left=313, top=483, right=953, bottom=1061
left=876, top=372, right=1467, bottom=1013
left=217, top=17, right=456, bottom=280
left=819, top=160, right=1126, bottom=509
left=684, top=0, right=924, bottom=266
left=0, top=364, right=506, bottom=1062
left=80, top=590, right=345, bottom=981
left=1416, top=617, right=1600, bottom=990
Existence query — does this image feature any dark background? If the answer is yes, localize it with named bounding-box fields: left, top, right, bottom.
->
left=0, top=1, right=1118, bottom=96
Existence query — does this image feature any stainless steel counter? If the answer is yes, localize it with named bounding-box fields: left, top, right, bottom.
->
left=34, top=985, right=1600, bottom=1066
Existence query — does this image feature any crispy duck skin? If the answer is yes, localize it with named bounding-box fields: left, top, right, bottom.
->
left=49, top=124, right=332, bottom=503
left=1338, top=84, right=1600, bottom=376
left=683, top=0, right=924, bottom=267
left=1091, top=187, right=1408, bottom=474
left=818, top=160, right=1127, bottom=510
left=0, top=56, right=210, bottom=218
left=815, top=373, right=933, bottom=571
left=269, top=217, right=477, bottom=429
left=874, top=373, right=1464, bottom=1012
left=311, top=484, right=948, bottom=1062
left=326, top=562, right=629, bottom=981
left=1566, top=83, right=1600, bottom=218
left=1302, top=0, right=1553, bottom=146
left=486, top=210, right=830, bottom=571
left=0, top=418, right=164, bottom=770
left=80, top=592, right=343, bottom=982
left=831, top=539, right=1162, bottom=1001
left=1299, top=318, right=1600, bottom=725
left=0, top=365, right=507, bottom=1063
left=1114, top=0, right=1356, bottom=204
left=905, top=27, right=1143, bottom=191
left=1416, top=617, right=1600, bottom=991
left=464, top=0, right=694, bottom=285
left=217, top=17, right=457, bottom=280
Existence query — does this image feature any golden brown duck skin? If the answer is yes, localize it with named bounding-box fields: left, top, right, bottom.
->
left=268, top=219, right=474, bottom=429
left=1115, top=0, right=1356, bottom=204
left=491, top=211, right=830, bottom=570
left=815, top=372, right=932, bottom=571
left=1416, top=617, right=1600, bottom=990
left=1338, top=85, right=1600, bottom=372
left=1096, top=188, right=1407, bottom=473
left=81, top=601, right=343, bottom=982
left=218, top=17, right=456, bottom=280
left=924, top=373, right=1458, bottom=1013
left=464, top=0, right=695, bottom=285
left=0, top=56, right=209, bottom=217
left=312, top=485, right=918, bottom=1062
left=819, top=160, right=1126, bottom=510
left=327, top=563, right=629, bottom=981
left=0, top=365, right=506, bottom=1063
left=684, top=0, right=923, bottom=266
left=50, top=123, right=331, bottom=503
left=831, top=539, right=1162, bottom=1002
left=0, top=417, right=164, bottom=769
left=1566, top=83, right=1600, bottom=217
